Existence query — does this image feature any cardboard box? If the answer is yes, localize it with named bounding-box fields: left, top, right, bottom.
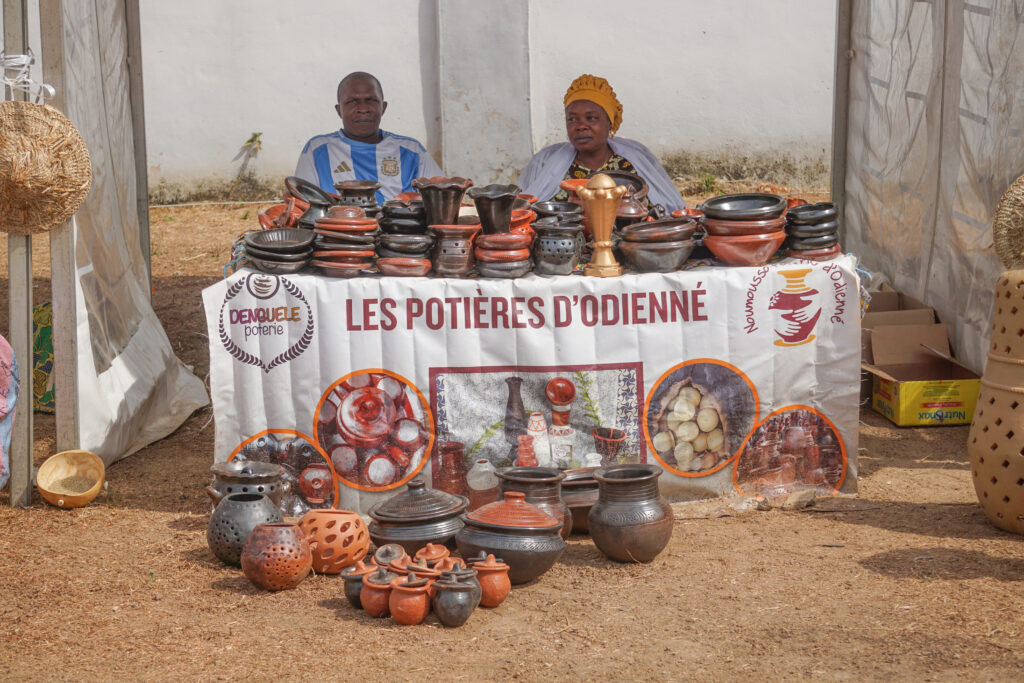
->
left=859, top=288, right=937, bottom=403
left=861, top=323, right=980, bottom=426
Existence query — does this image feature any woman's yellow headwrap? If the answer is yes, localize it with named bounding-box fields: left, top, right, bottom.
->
left=563, top=74, right=623, bottom=134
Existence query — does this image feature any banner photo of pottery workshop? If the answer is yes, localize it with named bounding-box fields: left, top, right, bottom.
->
left=204, top=175, right=861, bottom=517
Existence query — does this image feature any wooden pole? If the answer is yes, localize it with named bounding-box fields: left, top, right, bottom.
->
left=830, top=0, right=853, bottom=243
left=3, top=0, right=33, bottom=507
left=39, top=0, right=79, bottom=453
left=124, top=0, right=151, bottom=299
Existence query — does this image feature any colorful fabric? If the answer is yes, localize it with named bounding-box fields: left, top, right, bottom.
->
left=551, top=154, right=651, bottom=209
left=0, top=332, right=20, bottom=491
left=32, top=301, right=54, bottom=412
left=563, top=74, right=623, bottom=133
left=295, top=129, right=443, bottom=204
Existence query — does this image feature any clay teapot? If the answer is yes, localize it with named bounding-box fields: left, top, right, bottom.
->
left=206, top=460, right=289, bottom=511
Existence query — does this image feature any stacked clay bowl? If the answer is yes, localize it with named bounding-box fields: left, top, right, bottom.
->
left=619, top=217, right=700, bottom=273
left=377, top=203, right=434, bottom=275
left=379, top=199, right=429, bottom=236
left=785, top=202, right=840, bottom=261
left=313, top=206, right=379, bottom=277
left=474, top=232, right=533, bottom=279
left=244, top=228, right=314, bottom=275
left=700, top=193, right=787, bottom=267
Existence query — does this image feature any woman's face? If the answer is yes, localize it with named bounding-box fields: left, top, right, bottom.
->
left=565, top=99, right=611, bottom=156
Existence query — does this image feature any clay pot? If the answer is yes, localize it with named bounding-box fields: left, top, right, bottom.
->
left=341, top=560, right=376, bottom=609
left=619, top=239, right=696, bottom=273
left=404, top=557, right=442, bottom=582
left=533, top=222, right=584, bottom=276
left=700, top=193, right=787, bottom=221
left=456, top=491, right=565, bottom=584
left=592, top=427, right=627, bottom=465
left=474, top=247, right=531, bottom=263
left=206, top=461, right=289, bottom=511
left=388, top=575, right=432, bottom=625
left=336, top=386, right=396, bottom=449
left=471, top=553, right=512, bottom=608
left=412, top=176, right=473, bottom=226
left=703, top=231, right=786, bottom=267
left=468, top=183, right=522, bottom=235
left=588, top=464, right=673, bottom=563
left=620, top=217, right=699, bottom=242
left=432, top=577, right=478, bottom=627
left=476, top=233, right=532, bottom=250
left=361, top=565, right=399, bottom=617
left=497, top=466, right=572, bottom=539
left=786, top=202, right=838, bottom=225
left=377, top=257, right=432, bottom=277
left=298, top=508, right=370, bottom=574
left=334, top=179, right=381, bottom=208
left=414, top=542, right=450, bottom=567
left=701, top=215, right=786, bottom=237
left=785, top=219, right=838, bottom=239
left=207, top=493, right=284, bottom=567
left=447, top=567, right=482, bottom=608
left=367, top=478, right=469, bottom=554
left=561, top=467, right=600, bottom=534
left=430, top=222, right=481, bottom=277
left=475, top=260, right=532, bottom=279
left=466, top=458, right=500, bottom=511
left=433, top=556, right=467, bottom=573
left=240, top=522, right=312, bottom=591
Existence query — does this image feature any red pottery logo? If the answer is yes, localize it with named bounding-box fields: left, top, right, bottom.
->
left=219, top=273, right=314, bottom=372
left=768, top=268, right=822, bottom=347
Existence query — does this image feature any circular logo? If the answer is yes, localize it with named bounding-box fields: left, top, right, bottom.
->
left=245, top=272, right=281, bottom=299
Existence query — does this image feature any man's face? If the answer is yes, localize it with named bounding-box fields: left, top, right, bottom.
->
left=335, top=77, right=387, bottom=142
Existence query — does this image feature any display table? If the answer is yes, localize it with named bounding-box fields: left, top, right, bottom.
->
left=202, top=255, right=860, bottom=515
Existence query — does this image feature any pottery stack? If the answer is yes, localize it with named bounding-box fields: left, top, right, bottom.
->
left=618, top=216, right=700, bottom=273
left=312, top=205, right=379, bottom=277
left=377, top=198, right=434, bottom=276
left=700, top=193, right=788, bottom=267
left=531, top=202, right=586, bottom=276
left=785, top=202, right=841, bottom=261
left=243, top=228, right=314, bottom=275
left=334, top=180, right=382, bottom=218
left=474, top=231, right=533, bottom=278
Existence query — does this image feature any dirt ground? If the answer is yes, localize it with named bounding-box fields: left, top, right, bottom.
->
left=0, top=194, right=1021, bottom=682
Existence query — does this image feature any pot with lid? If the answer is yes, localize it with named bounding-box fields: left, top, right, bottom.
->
left=206, top=460, right=289, bottom=511
left=367, top=477, right=469, bottom=555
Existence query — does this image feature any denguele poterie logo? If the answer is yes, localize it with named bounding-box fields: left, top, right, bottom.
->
left=744, top=266, right=851, bottom=346
left=218, top=273, right=314, bottom=372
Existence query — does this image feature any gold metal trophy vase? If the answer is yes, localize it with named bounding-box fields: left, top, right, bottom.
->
left=578, top=173, right=627, bottom=277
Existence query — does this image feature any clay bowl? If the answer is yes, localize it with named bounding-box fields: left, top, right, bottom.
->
left=788, top=233, right=839, bottom=251
left=258, top=202, right=303, bottom=230
left=671, top=207, right=704, bottom=220
left=518, top=193, right=539, bottom=204
left=558, top=178, right=589, bottom=200
left=510, top=209, right=536, bottom=232
left=701, top=193, right=786, bottom=221
left=246, top=228, right=315, bottom=253
left=247, top=255, right=308, bottom=275
left=620, top=217, right=699, bottom=243
left=313, top=229, right=378, bottom=245
left=326, top=205, right=366, bottom=219
left=786, top=219, right=838, bottom=239
left=381, top=201, right=426, bottom=221
left=702, top=215, right=787, bottom=237
left=475, top=233, right=531, bottom=250
left=314, top=217, right=379, bottom=233
left=533, top=201, right=584, bottom=222
left=246, top=245, right=312, bottom=262
left=379, top=233, right=435, bottom=253
left=379, top=217, right=428, bottom=235
left=394, top=191, right=422, bottom=203
left=311, top=259, right=371, bottom=278
left=475, top=247, right=531, bottom=263
left=378, top=246, right=428, bottom=260
left=789, top=243, right=841, bottom=261
left=475, top=260, right=532, bottom=279
left=619, top=239, right=696, bottom=273
left=285, top=176, right=337, bottom=207
left=703, top=231, right=787, bottom=266
left=786, top=202, right=838, bottom=225
left=312, top=249, right=376, bottom=264
left=377, top=257, right=432, bottom=277
left=314, top=238, right=375, bottom=252
left=37, top=450, right=105, bottom=508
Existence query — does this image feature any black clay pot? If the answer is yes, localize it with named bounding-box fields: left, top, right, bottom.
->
left=468, top=184, right=522, bottom=235
left=367, top=478, right=468, bottom=555
left=475, top=260, right=532, bottom=278
left=786, top=202, right=838, bottom=225
left=785, top=219, right=839, bottom=239
left=432, top=572, right=480, bottom=627
left=412, top=176, right=473, bottom=226
left=207, top=493, right=283, bottom=567
left=379, top=217, right=428, bottom=235
left=497, top=466, right=572, bottom=539
left=562, top=467, right=600, bottom=534
left=701, top=193, right=787, bottom=221
left=788, top=233, right=839, bottom=251
left=588, top=464, right=673, bottom=563
left=340, top=560, right=376, bottom=609
left=534, top=223, right=584, bottom=276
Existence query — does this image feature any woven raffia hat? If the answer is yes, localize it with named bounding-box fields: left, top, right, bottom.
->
left=0, top=100, right=92, bottom=235
left=993, top=173, right=1024, bottom=269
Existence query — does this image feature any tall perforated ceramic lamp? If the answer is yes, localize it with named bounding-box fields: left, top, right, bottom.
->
left=968, top=174, right=1024, bottom=534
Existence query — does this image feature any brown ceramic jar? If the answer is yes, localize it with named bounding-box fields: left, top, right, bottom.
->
left=240, top=522, right=312, bottom=591
left=361, top=565, right=400, bottom=617
left=298, top=508, right=370, bottom=574
left=497, top=466, right=572, bottom=539
left=588, top=464, right=673, bottom=563
left=471, top=553, right=512, bottom=608
left=341, top=559, right=377, bottom=609
left=389, top=575, right=432, bottom=625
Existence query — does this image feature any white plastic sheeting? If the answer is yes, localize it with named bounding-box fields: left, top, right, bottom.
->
left=843, top=0, right=1024, bottom=372
left=54, top=0, right=207, bottom=462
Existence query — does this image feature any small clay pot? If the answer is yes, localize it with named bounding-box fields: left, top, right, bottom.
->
left=588, top=464, right=673, bottom=563
left=240, top=522, right=312, bottom=591
left=533, top=222, right=584, bottom=276
left=412, top=176, right=473, bottom=226
left=361, top=565, right=400, bottom=617
left=497, top=466, right=572, bottom=539
left=430, top=223, right=481, bottom=277
left=389, top=575, right=432, bottom=625
left=592, top=427, right=627, bottom=465
left=377, top=257, right=432, bottom=277
left=414, top=542, right=451, bottom=567
left=471, top=553, right=511, bottom=608
left=432, top=578, right=478, bottom=627
left=298, top=508, right=370, bottom=574
left=341, top=559, right=376, bottom=609
left=619, top=239, right=696, bottom=273
left=468, top=183, right=522, bottom=235
left=207, top=493, right=283, bottom=567
left=703, top=231, right=786, bottom=267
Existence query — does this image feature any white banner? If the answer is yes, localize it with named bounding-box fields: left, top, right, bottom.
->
left=202, top=255, right=861, bottom=515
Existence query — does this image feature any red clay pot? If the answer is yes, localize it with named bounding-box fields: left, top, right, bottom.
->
left=791, top=243, right=841, bottom=261
left=298, top=508, right=370, bottom=574
left=472, top=553, right=511, bottom=608
left=389, top=575, right=432, bottom=625
left=240, top=522, right=312, bottom=591
left=377, top=257, right=432, bottom=277
left=703, top=231, right=786, bottom=267
left=475, top=233, right=532, bottom=250
left=474, top=247, right=531, bottom=263
left=361, top=566, right=399, bottom=617
left=701, top=215, right=786, bottom=236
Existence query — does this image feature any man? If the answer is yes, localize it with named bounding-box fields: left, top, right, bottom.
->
left=295, top=72, right=442, bottom=204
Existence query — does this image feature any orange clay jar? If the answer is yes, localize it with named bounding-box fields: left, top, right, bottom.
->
left=298, top=508, right=370, bottom=574
left=389, top=575, right=432, bottom=625
left=472, top=553, right=511, bottom=608
left=361, top=566, right=399, bottom=617
left=413, top=542, right=450, bottom=567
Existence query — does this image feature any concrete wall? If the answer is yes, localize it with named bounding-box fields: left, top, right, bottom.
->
left=138, top=0, right=837, bottom=194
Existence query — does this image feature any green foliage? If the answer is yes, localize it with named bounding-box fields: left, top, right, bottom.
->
left=573, top=371, right=602, bottom=429
left=466, top=418, right=504, bottom=462
left=229, top=132, right=263, bottom=200
left=699, top=172, right=718, bottom=195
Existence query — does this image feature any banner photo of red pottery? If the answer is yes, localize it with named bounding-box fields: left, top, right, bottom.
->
left=203, top=255, right=862, bottom=513
left=733, top=406, right=847, bottom=497
left=314, top=369, right=433, bottom=492
left=428, top=366, right=643, bottom=500
left=229, top=429, right=338, bottom=517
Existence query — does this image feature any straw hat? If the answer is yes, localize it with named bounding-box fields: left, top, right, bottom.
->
left=994, top=174, right=1024, bottom=269
left=0, top=100, right=92, bottom=235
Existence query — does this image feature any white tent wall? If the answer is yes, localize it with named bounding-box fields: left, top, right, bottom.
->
left=10, top=0, right=209, bottom=465
left=843, top=0, right=1024, bottom=373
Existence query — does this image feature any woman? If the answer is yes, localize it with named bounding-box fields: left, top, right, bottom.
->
left=518, top=74, right=686, bottom=211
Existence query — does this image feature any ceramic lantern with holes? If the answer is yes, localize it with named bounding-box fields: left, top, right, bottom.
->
left=968, top=175, right=1024, bottom=534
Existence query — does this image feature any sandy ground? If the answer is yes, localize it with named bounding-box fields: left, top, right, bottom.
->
left=0, top=198, right=1020, bottom=682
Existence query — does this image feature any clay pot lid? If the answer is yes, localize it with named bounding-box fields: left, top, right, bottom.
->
left=412, top=176, right=473, bottom=191
left=414, top=542, right=450, bottom=564
left=472, top=553, right=509, bottom=571
left=373, top=543, right=409, bottom=567
left=465, top=491, right=561, bottom=530
left=406, top=558, right=442, bottom=578
left=363, top=565, right=399, bottom=586
left=432, top=556, right=466, bottom=572
left=340, top=559, right=376, bottom=580
left=367, top=478, right=469, bottom=523
left=392, top=575, right=430, bottom=590
left=545, top=377, right=576, bottom=406
left=210, top=460, right=285, bottom=481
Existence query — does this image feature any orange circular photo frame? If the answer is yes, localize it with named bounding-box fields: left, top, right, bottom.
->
left=643, top=359, right=759, bottom=477
left=228, top=429, right=339, bottom=511
left=732, top=405, right=848, bottom=496
left=313, top=368, right=434, bottom=493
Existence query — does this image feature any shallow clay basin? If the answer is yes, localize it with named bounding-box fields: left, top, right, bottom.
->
left=703, top=231, right=786, bottom=266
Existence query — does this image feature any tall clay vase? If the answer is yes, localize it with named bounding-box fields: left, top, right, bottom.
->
left=207, top=493, right=283, bottom=567
left=969, top=268, right=1024, bottom=534
left=497, top=466, right=573, bottom=539
left=504, top=377, right=528, bottom=446
left=468, top=184, right=521, bottom=235
left=588, top=464, right=673, bottom=563
left=298, top=508, right=370, bottom=574
left=412, top=176, right=473, bottom=226
left=241, top=522, right=312, bottom=591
